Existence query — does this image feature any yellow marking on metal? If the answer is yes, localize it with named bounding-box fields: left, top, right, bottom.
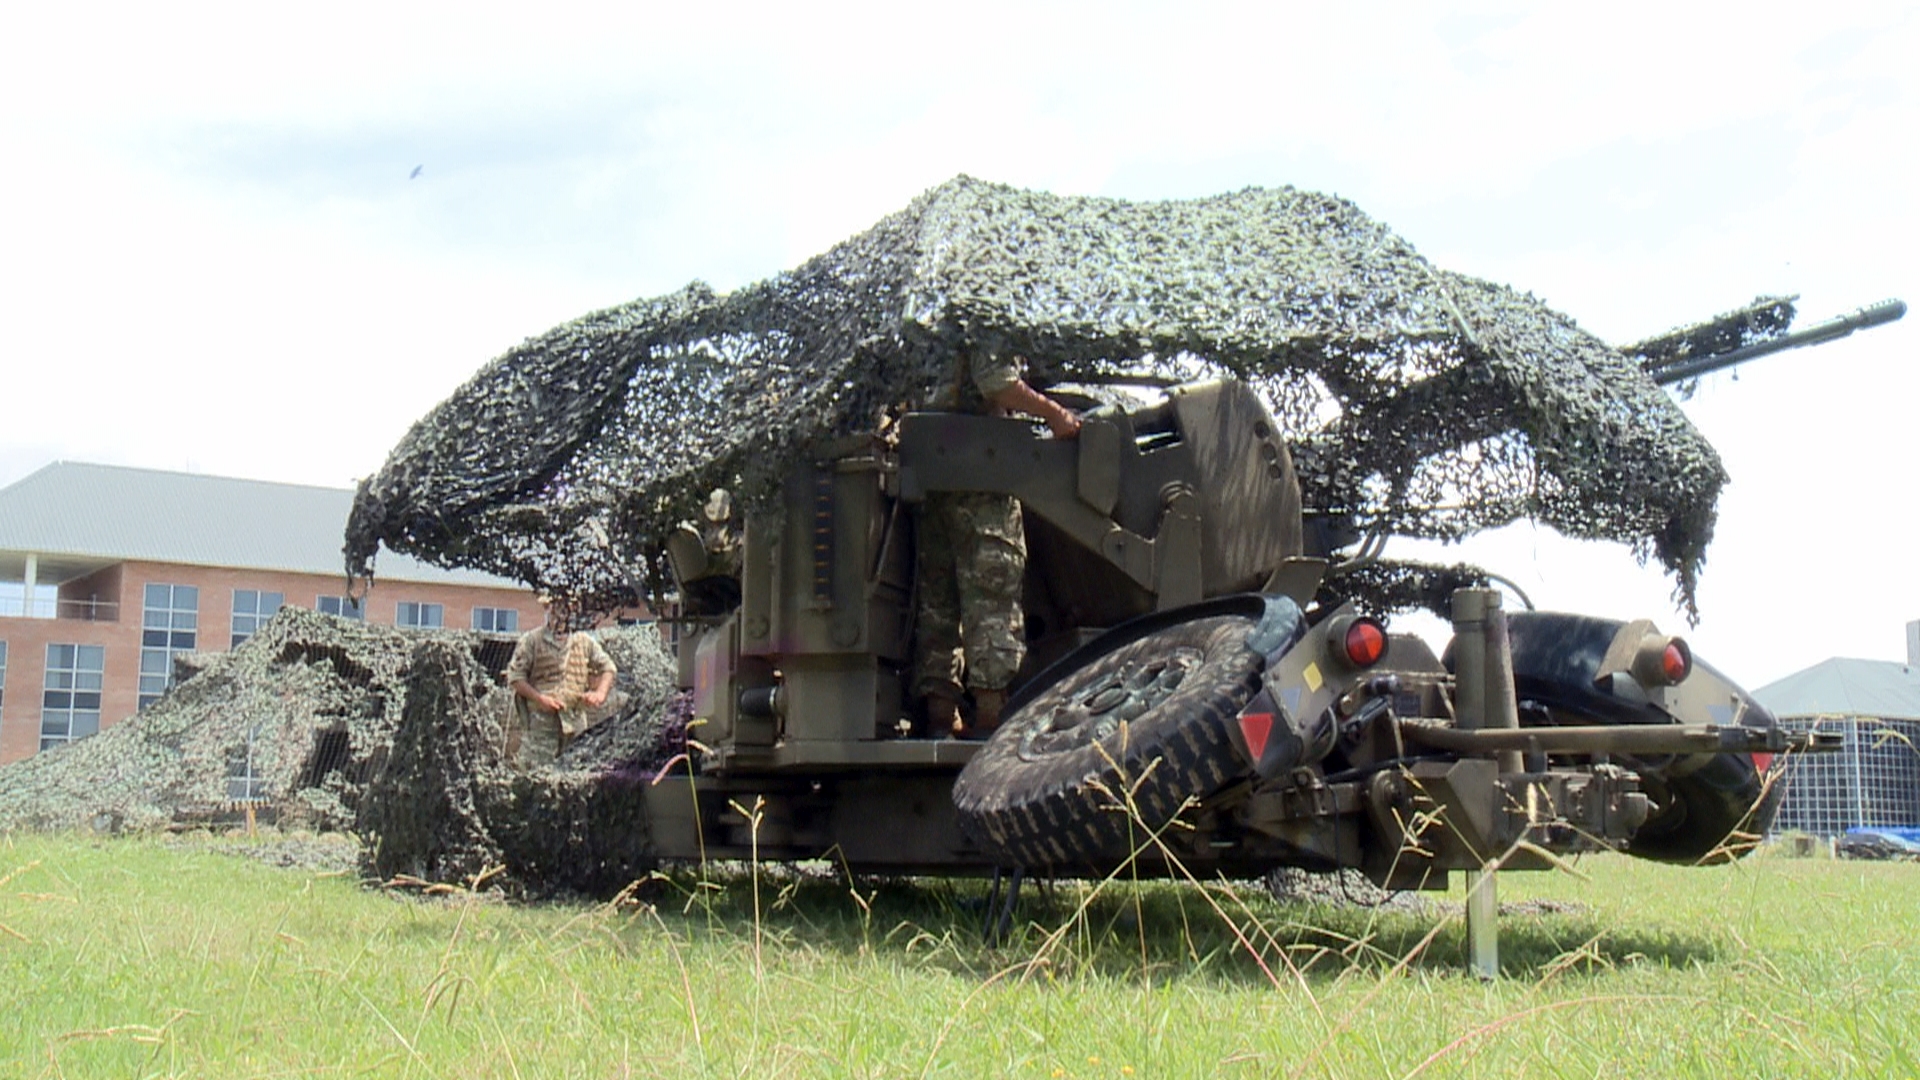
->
left=1303, top=662, right=1323, bottom=692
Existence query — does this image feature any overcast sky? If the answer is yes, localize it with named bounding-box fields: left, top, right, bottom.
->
left=1, top=1, right=1914, bottom=688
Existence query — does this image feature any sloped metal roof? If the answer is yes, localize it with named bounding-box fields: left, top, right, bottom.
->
left=0, top=462, right=522, bottom=588
left=1752, top=658, right=1920, bottom=721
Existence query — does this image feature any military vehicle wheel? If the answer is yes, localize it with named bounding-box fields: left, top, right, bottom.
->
left=1498, top=611, right=1778, bottom=864
left=952, top=612, right=1262, bottom=870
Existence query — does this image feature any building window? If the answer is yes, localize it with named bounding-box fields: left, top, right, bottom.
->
left=227, top=723, right=267, bottom=802
left=140, top=583, right=198, bottom=709
left=472, top=607, right=519, bottom=633
left=42, top=643, right=105, bottom=751
left=317, top=595, right=365, bottom=621
left=231, top=589, right=285, bottom=647
left=396, top=602, right=444, bottom=629
left=0, top=583, right=57, bottom=619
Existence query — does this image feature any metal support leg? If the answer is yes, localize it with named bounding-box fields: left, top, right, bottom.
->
left=1453, top=587, right=1517, bottom=980
left=982, top=867, right=1025, bottom=946
left=1466, top=868, right=1499, bottom=980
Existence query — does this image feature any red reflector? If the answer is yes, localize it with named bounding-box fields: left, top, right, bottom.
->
left=1345, top=621, right=1387, bottom=667
left=1239, top=712, right=1274, bottom=761
left=1661, top=641, right=1691, bottom=684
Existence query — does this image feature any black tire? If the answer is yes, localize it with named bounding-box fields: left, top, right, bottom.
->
left=1498, top=611, right=1779, bottom=864
left=953, top=613, right=1263, bottom=870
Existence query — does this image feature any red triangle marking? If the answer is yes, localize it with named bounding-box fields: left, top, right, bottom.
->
left=1239, top=712, right=1274, bottom=762
left=1752, top=752, right=1775, bottom=774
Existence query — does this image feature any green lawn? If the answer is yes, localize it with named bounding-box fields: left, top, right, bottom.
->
left=2, top=831, right=1914, bottom=1078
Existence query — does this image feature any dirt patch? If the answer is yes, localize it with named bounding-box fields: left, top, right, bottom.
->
left=1264, top=867, right=1433, bottom=913
left=159, top=829, right=365, bottom=876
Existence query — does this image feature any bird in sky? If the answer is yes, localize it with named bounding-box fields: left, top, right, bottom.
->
left=409, top=165, right=423, bottom=179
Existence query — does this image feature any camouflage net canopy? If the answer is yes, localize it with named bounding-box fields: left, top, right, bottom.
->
left=0, top=608, right=683, bottom=894
left=0, top=608, right=418, bottom=833
left=347, top=175, right=1766, bottom=614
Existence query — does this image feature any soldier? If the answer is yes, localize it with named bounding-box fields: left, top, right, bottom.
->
left=664, top=487, right=743, bottom=614
left=504, top=594, right=617, bottom=768
left=915, top=348, right=1080, bottom=738
left=697, top=487, right=742, bottom=579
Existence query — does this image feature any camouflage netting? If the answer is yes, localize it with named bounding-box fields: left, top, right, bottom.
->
left=0, top=608, right=414, bottom=832
left=356, top=639, right=677, bottom=894
left=347, top=175, right=1786, bottom=617
left=1318, top=560, right=1501, bottom=621
left=0, top=608, right=683, bottom=892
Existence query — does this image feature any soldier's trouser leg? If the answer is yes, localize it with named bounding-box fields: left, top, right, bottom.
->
left=954, top=493, right=1027, bottom=692
left=912, top=493, right=965, bottom=702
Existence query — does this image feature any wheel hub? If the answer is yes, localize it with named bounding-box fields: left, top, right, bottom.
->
left=1018, top=645, right=1204, bottom=761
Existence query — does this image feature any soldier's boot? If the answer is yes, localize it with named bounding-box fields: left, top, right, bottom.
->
left=925, top=693, right=962, bottom=739
left=971, top=688, right=1008, bottom=737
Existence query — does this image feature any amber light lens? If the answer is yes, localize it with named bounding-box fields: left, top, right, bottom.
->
left=1344, top=619, right=1387, bottom=667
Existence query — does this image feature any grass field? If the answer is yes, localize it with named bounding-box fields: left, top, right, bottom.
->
left=2, top=830, right=1915, bottom=1079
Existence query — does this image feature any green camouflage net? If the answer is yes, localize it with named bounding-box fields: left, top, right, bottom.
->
left=0, top=606, right=683, bottom=893
left=346, top=176, right=1762, bottom=616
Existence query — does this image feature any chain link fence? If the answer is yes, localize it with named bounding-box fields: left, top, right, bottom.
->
left=1772, top=716, right=1920, bottom=836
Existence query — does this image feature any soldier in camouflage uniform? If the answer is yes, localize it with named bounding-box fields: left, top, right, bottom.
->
left=915, top=348, right=1080, bottom=738
left=505, top=595, right=617, bottom=769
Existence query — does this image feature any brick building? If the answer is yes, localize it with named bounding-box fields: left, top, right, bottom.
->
left=0, top=462, right=543, bottom=763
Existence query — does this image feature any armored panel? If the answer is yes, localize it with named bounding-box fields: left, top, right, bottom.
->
left=897, top=380, right=1302, bottom=617
left=1165, top=380, right=1304, bottom=593
left=778, top=655, right=903, bottom=746
left=715, top=448, right=913, bottom=760
left=739, top=452, right=910, bottom=665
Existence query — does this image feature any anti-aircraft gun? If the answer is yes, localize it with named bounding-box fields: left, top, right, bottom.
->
left=650, top=366, right=1853, bottom=884
left=344, top=178, right=1899, bottom=910
left=1635, top=297, right=1907, bottom=387
left=649, top=289, right=1899, bottom=884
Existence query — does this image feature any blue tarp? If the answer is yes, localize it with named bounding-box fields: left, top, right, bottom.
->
left=1843, top=826, right=1920, bottom=851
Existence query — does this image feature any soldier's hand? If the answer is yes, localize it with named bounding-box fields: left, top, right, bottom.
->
left=583, top=689, right=608, bottom=708
left=536, top=692, right=565, bottom=713
left=1047, top=409, right=1081, bottom=440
